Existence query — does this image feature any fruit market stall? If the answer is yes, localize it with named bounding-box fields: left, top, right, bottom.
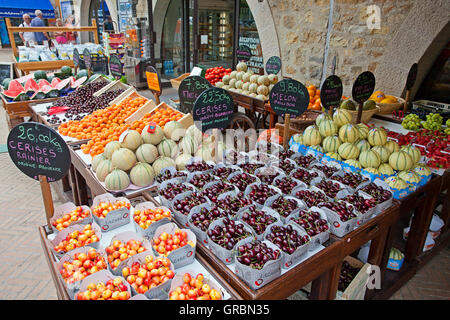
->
left=5, top=18, right=100, bottom=76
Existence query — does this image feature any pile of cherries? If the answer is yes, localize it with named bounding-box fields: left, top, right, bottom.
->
left=319, top=201, right=356, bottom=222
left=188, top=173, right=216, bottom=189
left=236, top=240, right=281, bottom=269
left=295, top=189, right=327, bottom=207
left=160, top=182, right=191, bottom=201
left=200, top=182, right=235, bottom=203
left=229, top=172, right=257, bottom=191
left=189, top=206, right=229, bottom=232
left=173, top=192, right=208, bottom=216
left=216, top=192, right=253, bottom=216
left=241, top=206, right=277, bottom=235
left=212, top=167, right=239, bottom=181
left=207, top=218, right=252, bottom=250
left=266, top=225, right=310, bottom=255
left=269, top=196, right=300, bottom=218
left=315, top=180, right=343, bottom=198
left=360, top=183, right=392, bottom=204
left=292, top=154, right=315, bottom=167
left=291, top=210, right=329, bottom=237
left=238, top=163, right=265, bottom=175
left=333, top=172, right=368, bottom=189
left=277, top=159, right=296, bottom=175
left=343, top=194, right=377, bottom=214
left=278, top=149, right=295, bottom=160
left=185, top=161, right=214, bottom=172
left=291, top=168, right=319, bottom=185
left=274, top=176, right=299, bottom=194
left=338, top=261, right=360, bottom=291
left=156, top=171, right=187, bottom=184
left=247, top=184, right=279, bottom=205
left=310, top=165, right=339, bottom=178
left=255, top=167, right=281, bottom=185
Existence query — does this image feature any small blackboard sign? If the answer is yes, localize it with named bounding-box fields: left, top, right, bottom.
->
left=192, top=87, right=235, bottom=132
left=320, top=75, right=343, bottom=110
left=73, top=48, right=80, bottom=68
left=265, top=56, right=282, bottom=75
left=406, top=63, right=418, bottom=90
left=83, top=48, right=92, bottom=71
left=178, top=75, right=212, bottom=114
left=352, top=71, right=375, bottom=104
left=7, top=122, right=71, bottom=182
left=269, top=79, right=310, bottom=116
left=0, top=62, right=13, bottom=85
left=236, top=45, right=252, bottom=63
left=109, top=53, right=123, bottom=78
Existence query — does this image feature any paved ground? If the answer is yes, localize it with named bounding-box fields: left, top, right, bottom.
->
left=0, top=48, right=448, bottom=300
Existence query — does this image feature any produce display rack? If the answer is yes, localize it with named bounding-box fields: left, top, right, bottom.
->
left=5, top=18, right=100, bottom=76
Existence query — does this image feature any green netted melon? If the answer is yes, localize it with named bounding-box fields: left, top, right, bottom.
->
left=111, top=148, right=137, bottom=171
left=130, top=162, right=155, bottom=187
left=105, top=169, right=130, bottom=191
left=135, top=144, right=159, bottom=164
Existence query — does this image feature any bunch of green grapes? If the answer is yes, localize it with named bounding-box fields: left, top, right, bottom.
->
left=445, top=118, right=450, bottom=135
left=402, top=113, right=421, bottom=130
left=422, top=113, right=443, bottom=131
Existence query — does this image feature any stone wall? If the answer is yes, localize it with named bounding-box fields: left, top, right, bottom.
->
left=268, top=0, right=450, bottom=97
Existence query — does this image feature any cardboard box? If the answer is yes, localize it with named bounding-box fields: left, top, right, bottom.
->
left=74, top=269, right=132, bottom=300
left=336, top=256, right=371, bottom=300
left=132, top=201, right=172, bottom=241
left=91, top=193, right=132, bottom=233
left=49, top=202, right=92, bottom=235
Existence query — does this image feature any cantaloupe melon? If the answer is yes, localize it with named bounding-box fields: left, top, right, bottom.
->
left=367, top=128, right=387, bottom=146
left=152, top=157, right=176, bottom=175
left=175, top=153, right=193, bottom=171
left=388, top=151, right=413, bottom=171
left=120, top=130, right=143, bottom=151
left=359, top=149, right=381, bottom=168
left=333, top=109, right=352, bottom=127
left=318, top=120, right=338, bottom=137
left=326, top=152, right=343, bottom=161
left=104, top=141, right=121, bottom=159
left=111, top=148, right=137, bottom=171
left=142, top=124, right=164, bottom=145
left=135, top=144, right=158, bottom=164
left=303, top=125, right=322, bottom=146
left=355, top=139, right=371, bottom=153
left=378, top=163, right=395, bottom=176
left=92, top=153, right=106, bottom=171
left=96, top=159, right=114, bottom=182
left=338, top=124, right=360, bottom=143
left=400, top=145, right=421, bottom=164
left=315, top=113, right=332, bottom=126
left=355, top=123, right=369, bottom=139
left=398, top=170, right=421, bottom=184
left=322, top=135, right=341, bottom=153
left=157, top=138, right=179, bottom=158
left=371, top=145, right=390, bottom=163
left=130, top=162, right=155, bottom=187
left=163, top=121, right=185, bottom=142
left=195, top=145, right=214, bottom=162
left=186, top=124, right=203, bottom=145
left=105, top=169, right=130, bottom=191
left=338, top=142, right=360, bottom=160
left=179, top=135, right=198, bottom=155
left=344, top=159, right=362, bottom=169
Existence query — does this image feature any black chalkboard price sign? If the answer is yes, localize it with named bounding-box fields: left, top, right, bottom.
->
left=178, top=75, right=212, bottom=114
left=192, top=87, right=235, bottom=132
left=236, top=45, right=252, bottom=63
left=269, top=79, right=310, bottom=116
left=83, top=48, right=92, bottom=71
left=320, top=75, right=343, bottom=111
left=265, top=56, right=282, bottom=75
left=352, top=71, right=375, bottom=104
left=7, top=122, right=71, bottom=182
left=109, top=53, right=123, bottom=79
left=73, top=48, right=80, bottom=68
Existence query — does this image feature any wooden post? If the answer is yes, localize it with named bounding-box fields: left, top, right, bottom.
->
left=92, top=19, right=100, bottom=44
left=403, top=89, right=411, bottom=113
left=39, top=175, right=54, bottom=228
left=328, top=107, right=334, bottom=116
left=5, top=18, right=18, bottom=58
left=283, top=114, right=291, bottom=149
left=356, top=103, right=363, bottom=124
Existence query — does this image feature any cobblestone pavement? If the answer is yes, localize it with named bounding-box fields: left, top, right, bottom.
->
left=0, top=50, right=447, bottom=300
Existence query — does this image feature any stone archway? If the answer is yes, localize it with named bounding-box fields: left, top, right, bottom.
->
left=151, top=0, right=281, bottom=75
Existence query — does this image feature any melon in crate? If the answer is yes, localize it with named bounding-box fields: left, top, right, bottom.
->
left=142, top=124, right=164, bottom=145
left=333, top=109, right=352, bottom=127
left=292, top=133, right=304, bottom=144
left=359, top=149, right=381, bottom=168
left=318, top=120, right=338, bottom=137
left=355, top=123, right=369, bottom=139
left=157, top=138, right=180, bottom=158
left=378, top=163, right=395, bottom=176
left=412, top=163, right=432, bottom=177
left=95, top=159, right=114, bottom=182
left=322, top=135, right=341, bottom=153
left=152, top=156, right=176, bottom=175
left=355, top=139, right=371, bottom=153
left=364, top=168, right=379, bottom=175
left=372, top=145, right=390, bottom=163
left=338, top=142, right=360, bottom=160
left=92, top=153, right=106, bottom=171
left=315, top=113, right=332, bottom=126
left=386, top=177, right=408, bottom=190
left=104, top=141, right=122, bottom=159
left=367, top=128, right=387, bottom=146
left=135, top=144, right=159, bottom=164
left=338, top=124, right=360, bottom=143
left=398, top=170, right=421, bottom=185
left=105, top=169, right=130, bottom=191
left=179, top=135, right=199, bottom=155
left=175, top=153, right=193, bottom=171
left=326, top=152, right=343, bottom=161
left=389, top=151, right=413, bottom=171
left=344, top=159, right=362, bottom=169
left=111, top=148, right=137, bottom=171
left=400, top=145, right=421, bottom=164
left=384, top=140, right=400, bottom=154
left=121, top=130, right=143, bottom=151
left=302, top=125, right=322, bottom=146
left=164, top=120, right=185, bottom=142
left=130, top=162, right=155, bottom=187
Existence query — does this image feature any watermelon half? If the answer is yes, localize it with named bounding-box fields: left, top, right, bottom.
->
left=2, top=88, right=23, bottom=100
left=71, top=76, right=88, bottom=89
left=38, top=79, right=51, bottom=89
left=13, top=92, right=30, bottom=101
left=50, top=77, right=62, bottom=88
left=8, top=79, right=24, bottom=92
left=55, top=77, right=72, bottom=91
left=31, top=90, right=47, bottom=100
left=24, top=79, right=40, bottom=96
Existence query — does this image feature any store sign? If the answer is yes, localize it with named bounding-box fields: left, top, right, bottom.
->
left=83, top=48, right=92, bottom=71
left=239, top=36, right=264, bottom=75
left=146, top=66, right=161, bottom=94
left=236, top=44, right=252, bottom=63
left=265, top=56, right=282, bottom=75
left=320, top=75, right=343, bottom=110
left=192, top=87, right=234, bottom=132
left=73, top=48, right=80, bottom=68
left=406, top=63, right=418, bottom=90
left=269, top=79, right=309, bottom=116
left=352, top=71, right=375, bottom=103
left=178, top=75, right=212, bottom=114
left=109, top=54, right=123, bottom=78
left=7, top=122, right=70, bottom=182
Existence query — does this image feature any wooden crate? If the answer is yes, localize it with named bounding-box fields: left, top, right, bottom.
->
left=93, top=80, right=131, bottom=97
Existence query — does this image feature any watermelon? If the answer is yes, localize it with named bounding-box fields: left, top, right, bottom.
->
left=23, top=79, right=39, bottom=96
left=34, top=70, right=47, bottom=81
left=71, top=76, right=87, bottom=89
left=60, top=66, right=73, bottom=76
left=2, top=88, right=23, bottom=100
left=13, top=92, right=30, bottom=101
left=39, top=85, right=53, bottom=94
left=46, top=88, right=60, bottom=98
left=31, top=91, right=47, bottom=100
left=38, top=79, right=51, bottom=89
left=50, top=77, right=62, bottom=87
left=53, top=72, right=70, bottom=80
left=55, top=78, right=72, bottom=92
left=7, top=79, right=24, bottom=92
left=2, top=78, right=11, bottom=89
left=76, top=69, right=89, bottom=79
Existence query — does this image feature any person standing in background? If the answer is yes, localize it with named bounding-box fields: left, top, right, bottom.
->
left=18, top=14, right=34, bottom=46
left=54, top=19, right=67, bottom=44
left=65, top=15, right=78, bottom=44
left=31, top=10, right=49, bottom=45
